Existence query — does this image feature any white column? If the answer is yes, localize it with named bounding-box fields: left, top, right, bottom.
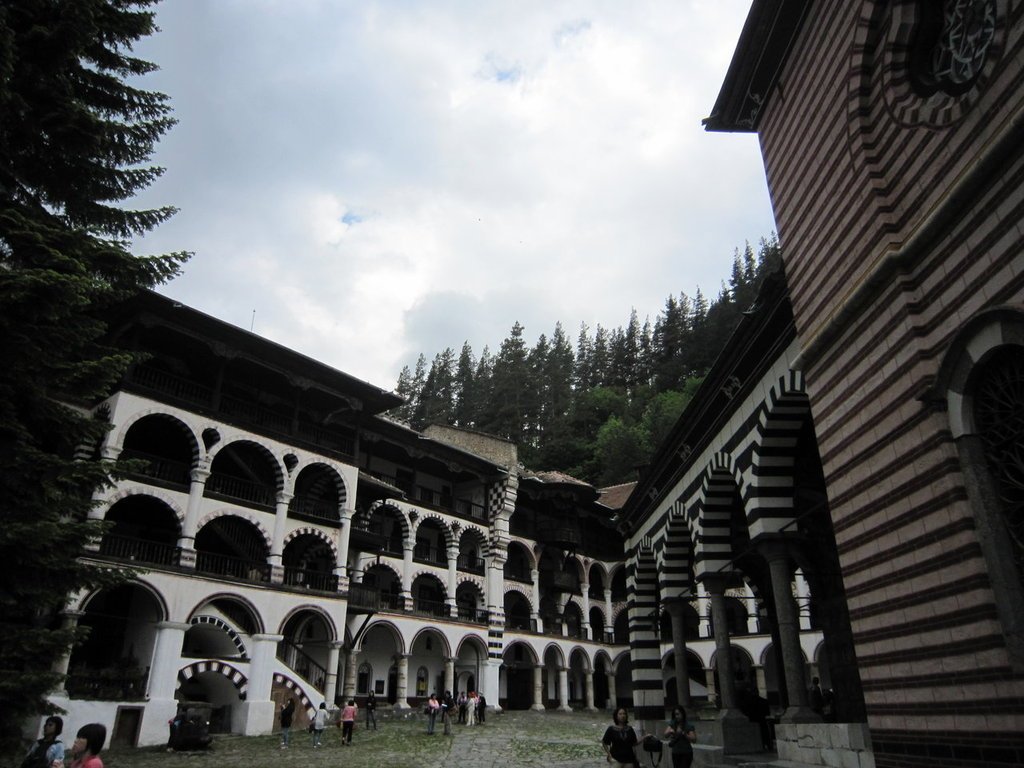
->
left=343, top=648, right=358, bottom=699
left=395, top=654, right=412, bottom=709
left=444, top=657, right=455, bottom=694
left=795, top=568, right=812, bottom=630
left=607, top=668, right=617, bottom=709
left=744, top=582, right=759, bottom=634
left=324, top=641, right=342, bottom=706
left=696, top=581, right=711, bottom=638
left=243, top=633, right=283, bottom=735
left=269, top=492, right=291, bottom=584
left=446, top=543, right=459, bottom=618
left=604, top=588, right=614, bottom=642
left=178, top=464, right=210, bottom=568
left=581, top=582, right=592, bottom=640
left=557, top=667, right=571, bottom=711
left=402, top=543, right=414, bottom=610
left=531, top=569, right=542, bottom=632
left=51, top=610, right=84, bottom=694
left=532, top=664, right=545, bottom=711
left=584, top=670, right=597, bottom=711
left=140, top=621, right=190, bottom=746
left=484, top=657, right=502, bottom=711
left=337, top=508, right=354, bottom=591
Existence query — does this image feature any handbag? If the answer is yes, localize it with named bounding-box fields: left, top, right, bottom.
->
left=641, top=735, right=664, bottom=767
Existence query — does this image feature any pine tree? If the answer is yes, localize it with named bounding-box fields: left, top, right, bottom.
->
left=591, top=325, right=610, bottom=387
left=481, top=323, right=531, bottom=443
left=453, top=342, right=477, bottom=427
left=394, top=365, right=416, bottom=424
left=573, top=322, right=593, bottom=391
left=0, top=0, right=187, bottom=746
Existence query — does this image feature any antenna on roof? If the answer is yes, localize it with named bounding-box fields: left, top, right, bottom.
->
left=250, top=309, right=256, bottom=332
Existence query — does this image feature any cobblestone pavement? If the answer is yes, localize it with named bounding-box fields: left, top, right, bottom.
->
left=103, top=709, right=622, bottom=768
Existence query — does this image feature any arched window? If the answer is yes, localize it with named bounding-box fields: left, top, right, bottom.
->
left=941, top=309, right=1024, bottom=663
left=357, top=662, right=372, bottom=695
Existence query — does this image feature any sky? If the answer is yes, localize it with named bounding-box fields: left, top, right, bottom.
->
left=130, top=0, right=776, bottom=391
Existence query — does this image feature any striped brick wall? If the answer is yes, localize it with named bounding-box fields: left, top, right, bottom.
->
left=754, top=2, right=1024, bottom=764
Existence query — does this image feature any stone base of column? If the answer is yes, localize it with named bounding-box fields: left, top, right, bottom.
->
left=699, top=713, right=763, bottom=754
left=558, top=704, right=572, bottom=712
left=241, top=699, right=276, bottom=736
left=178, top=548, right=196, bottom=568
left=530, top=703, right=546, bottom=711
left=269, top=565, right=285, bottom=585
left=778, top=704, right=822, bottom=724
left=393, top=700, right=412, bottom=711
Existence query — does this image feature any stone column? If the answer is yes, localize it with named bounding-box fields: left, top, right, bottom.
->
left=584, top=670, right=597, bottom=711
left=754, top=665, right=768, bottom=699
left=696, top=581, right=711, bottom=638
left=243, top=633, right=283, bottom=735
left=581, top=582, right=592, bottom=640
left=269, top=492, right=291, bottom=584
left=444, top=657, right=455, bottom=694
left=343, top=648, right=358, bottom=699
left=604, top=588, right=614, bottom=639
left=531, top=664, right=545, bottom=711
left=51, top=610, right=84, bottom=694
left=795, top=568, right=812, bottom=630
left=557, top=667, right=571, bottom=711
left=143, top=621, right=191, bottom=746
left=446, top=543, right=459, bottom=618
left=607, top=669, right=617, bottom=709
left=760, top=540, right=818, bottom=722
left=556, top=593, right=569, bottom=637
left=743, top=582, right=759, bottom=634
left=704, top=667, right=717, bottom=707
left=337, top=508, right=355, bottom=590
left=395, top=654, right=411, bottom=709
left=663, top=597, right=692, bottom=708
left=402, top=543, right=414, bottom=610
left=705, top=575, right=742, bottom=717
left=178, top=464, right=210, bottom=568
left=531, top=568, right=542, bottom=632
left=324, top=641, right=343, bottom=706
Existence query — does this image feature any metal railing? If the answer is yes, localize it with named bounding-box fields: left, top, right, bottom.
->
left=283, top=566, right=338, bottom=593
left=277, top=640, right=326, bottom=692
left=195, top=551, right=271, bottom=583
left=99, top=534, right=180, bottom=567
left=456, top=606, right=489, bottom=624
left=288, top=495, right=341, bottom=524
left=456, top=553, right=485, bottom=574
left=66, top=668, right=149, bottom=701
left=412, top=597, right=450, bottom=618
left=205, top=474, right=275, bottom=509
left=413, top=542, right=446, bottom=565
left=118, top=449, right=191, bottom=487
left=130, top=366, right=214, bottom=407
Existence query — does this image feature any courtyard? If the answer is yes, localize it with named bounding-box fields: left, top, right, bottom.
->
left=102, top=709, right=615, bottom=768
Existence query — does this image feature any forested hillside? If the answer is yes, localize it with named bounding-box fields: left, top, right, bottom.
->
left=390, top=236, right=780, bottom=485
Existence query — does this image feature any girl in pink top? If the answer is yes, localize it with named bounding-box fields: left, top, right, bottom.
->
left=339, top=700, right=358, bottom=745
left=68, top=723, right=105, bottom=768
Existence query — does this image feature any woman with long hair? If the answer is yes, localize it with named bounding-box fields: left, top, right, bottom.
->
left=664, top=706, right=697, bottom=768
left=601, top=707, right=639, bottom=767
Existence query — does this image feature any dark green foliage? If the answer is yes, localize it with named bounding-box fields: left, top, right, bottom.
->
left=392, top=235, right=780, bottom=484
left=0, top=0, right=186, bottom=749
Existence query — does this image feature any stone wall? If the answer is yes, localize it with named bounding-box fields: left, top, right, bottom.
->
left=775, top=723, right=874, bottom=768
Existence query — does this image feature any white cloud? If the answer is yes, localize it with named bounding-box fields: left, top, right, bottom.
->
left=131, top=0, right=772, bottom=390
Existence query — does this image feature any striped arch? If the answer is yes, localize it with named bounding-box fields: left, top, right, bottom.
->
left=412, top=511, right=455, bottom=549
left=610, top=603, right=629, bottom=623
left=177, top=660, right=248, bottom=699
left=207, top=437, right=286, bottom=491
left=363, top=559, right=402, bottom=583
left=292, top=459, right=349, bottom=508
left=274, top=672, right=317, bottom=717
left=456, top=573, right=485, bottom=591
left=661, top=498, right=694, bottom=600
left=103, top=487, right=186, bottom=524
left=366, top=500, right=411, bottom=540
left=114, top=409, right=202, bottom=464
left=747, top=370, right=811, bottom=539
left=693, top=454, right=743, bottom=579
left=503, top=582, right=533, bottom=602
left=189, top=615, right=248, bottom=658
left=282, top=526, right=339, bottom=559
left=196, top=509, right=273, bottom=551
left=627, top=546, right=663, bottom=720
left=411, top=568, right=448, bottom=589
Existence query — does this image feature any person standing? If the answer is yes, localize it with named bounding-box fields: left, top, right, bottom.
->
left=311, top=702, right=329, bottom=748
left=279, top=699, right=295, bottom=749
left=339, top=699, right=358, bottom=745
left=457, top=691, right=467, bottom=723
left=21, top=716, right=64, bottom=768
left=426, top=693, right=440, bottom=735
left=809, top=676, right=824, bottom=716
left=68, top=724, right=105, bottom=768
left=602, top=707, right=639, bottom=768
left=466, top=691, right=477, bottom=726
left=477, top=693, right=486, bottom=723
left=442, top=690, right=454, bottom=735
left=664, top=706, right=697, bottom=768
left=365, top=690, right=377, bottom=730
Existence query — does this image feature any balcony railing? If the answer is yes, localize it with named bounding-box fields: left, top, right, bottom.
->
left=125, top=367, right=356, bottom=462
left=205, top=474, right=275, bottom=509
left=412, top=597, right=450, bottom=619
left=99, top=534, right=180, bottom=567
left=288, top=495, right=341, bottom=525
left=277, top=640, right=326, bottom=692
left=66, top=667, right=149, bottom=701
left=195, top=551, right=271, bottom=583
left=504, top=569, right=533, bottom=584
left=413, top=542, right=446, bottom=566
left=456, top=553, right=485, bottom=574
left=283, top=566, right=338, bottom=593
left=118, top=449, right=191, bottom=487
left=456, top=606, right=488, bottom=624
